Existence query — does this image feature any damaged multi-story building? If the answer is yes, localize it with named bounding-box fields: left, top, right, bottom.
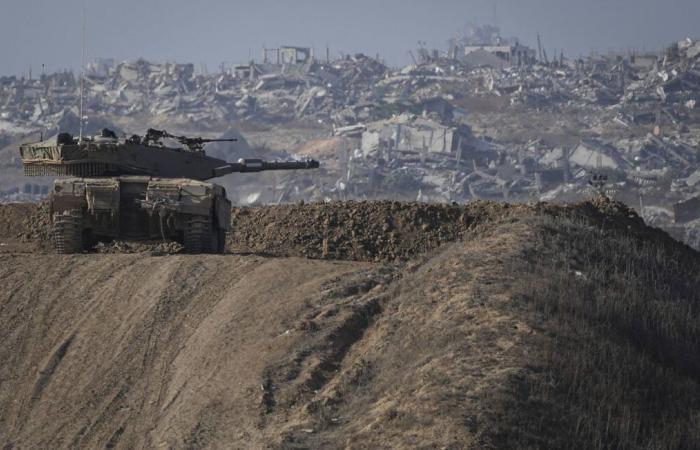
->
left=1, top=27, right=700, bottom=249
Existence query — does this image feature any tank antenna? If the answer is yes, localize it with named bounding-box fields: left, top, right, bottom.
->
left=78, top=3, right=86, bottom=143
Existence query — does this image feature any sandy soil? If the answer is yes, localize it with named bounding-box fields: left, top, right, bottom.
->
left=0, top=252, right=378, bottom=448
left=0, top=198, right=698, bottom=449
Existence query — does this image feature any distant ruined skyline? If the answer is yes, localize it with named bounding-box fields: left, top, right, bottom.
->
left=1, top=0, right=699, bottom=76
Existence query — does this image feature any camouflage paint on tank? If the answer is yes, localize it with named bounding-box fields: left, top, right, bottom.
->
left=19, top=129, right=318, bottom=253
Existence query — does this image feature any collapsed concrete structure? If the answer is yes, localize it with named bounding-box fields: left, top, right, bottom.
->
left=358, top=114, right=473, bottom=157
left=1, top=28, right=700, bottom=248
left=461, top=43, right=537, bottom=68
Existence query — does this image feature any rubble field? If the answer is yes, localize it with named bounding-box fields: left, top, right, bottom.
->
left=2, top=28, right=700, bottom=248
left=0, top=199, right=699, bottom=449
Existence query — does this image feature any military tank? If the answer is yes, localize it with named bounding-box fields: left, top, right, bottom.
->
left=19, top=128, right=319, bottom=254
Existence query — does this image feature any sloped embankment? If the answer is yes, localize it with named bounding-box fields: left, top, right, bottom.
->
left=1, top=198, right=699, bottom=449
left=247, top=198, right=700, bottom=449
left=0, top=252, right=379, bottom=448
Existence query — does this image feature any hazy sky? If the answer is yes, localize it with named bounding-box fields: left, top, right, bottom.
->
left=1, top=0, right=698, bottom=76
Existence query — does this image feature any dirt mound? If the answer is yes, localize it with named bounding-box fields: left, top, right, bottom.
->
left=1, top=198, right=699, bottom=449
left=2, top=199, right=699, bottom=449
left=498, top=210, right=700, bottom=449
left=2, top=200, right=529, bottom=259
left=227, top=197, right=662, bottom=262
left=2, top=197, right=656, bottom=262
left=0, top=202, right=51, bottom=251
left=0, top=202, right=45, bottom=240
left=229, top=200, right=532, bottom=261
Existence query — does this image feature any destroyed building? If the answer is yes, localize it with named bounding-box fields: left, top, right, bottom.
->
left=358, top=114, right=480, bottom=160
left=1, top=30, right=700, bottom=249
left=263, top=46, right=314, bottom=65
left=461, top=43, right=537, bottom=68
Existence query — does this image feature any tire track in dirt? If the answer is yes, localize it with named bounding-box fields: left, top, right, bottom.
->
left=0, top=253, right=374, bottom=449
left=268, top=221, right=543, bottom=449
left=3, top=198, right=692, bottom=449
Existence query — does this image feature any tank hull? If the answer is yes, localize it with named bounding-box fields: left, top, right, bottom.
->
left=19, top=129, right=318, bottom=253
left=50, top=176, right=231, bottom=253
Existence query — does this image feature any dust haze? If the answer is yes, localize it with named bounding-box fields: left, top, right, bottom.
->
left=2, top=0, right=699, bottom=73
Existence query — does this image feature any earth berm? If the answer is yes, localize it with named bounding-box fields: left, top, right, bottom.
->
left=0, top=198, right=698, bottom=449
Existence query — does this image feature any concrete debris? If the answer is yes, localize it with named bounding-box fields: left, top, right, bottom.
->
left=1, top=31, right=700, bottom=250
left=1, top=35, right=692, bottom=133
left=0, top=54, right=389, bottom=128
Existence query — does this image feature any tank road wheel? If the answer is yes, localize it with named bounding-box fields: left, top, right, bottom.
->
left=53, top=209, right=84, bottom=254
left=183, top=216, right=212, bottom=254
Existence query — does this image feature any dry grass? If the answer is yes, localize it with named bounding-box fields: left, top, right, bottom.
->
left=2, top=198, right=699, bottom=449
left=501, top=212, right=700, bottom=449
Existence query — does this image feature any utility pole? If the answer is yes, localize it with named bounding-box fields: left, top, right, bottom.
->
left=78, top=3, right=86, bottom=143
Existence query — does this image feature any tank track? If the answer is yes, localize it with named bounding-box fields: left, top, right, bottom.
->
left=183, top=216, right=209, bottom=253
left=53, top=210, right=84, bottom=254
left=183, top=216, right=223, bottom=254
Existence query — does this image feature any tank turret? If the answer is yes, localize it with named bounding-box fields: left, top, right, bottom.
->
left=19, top=128, right=318, bottom=181
left=19, top=129, right=320, bottom=254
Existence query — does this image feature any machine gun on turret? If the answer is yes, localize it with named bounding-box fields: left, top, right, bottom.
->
left=142, top=128, right=238, bottom=152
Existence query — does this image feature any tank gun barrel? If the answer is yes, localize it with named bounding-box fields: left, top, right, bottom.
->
left=178, top=137, right=238, bottom=146
left=189, top=138, right=238, bottom=143
left=213, top=158, right=319, bottom=177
